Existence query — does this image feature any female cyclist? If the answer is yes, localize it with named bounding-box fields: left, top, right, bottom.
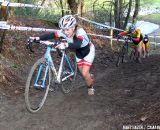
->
left=142, top=34, right=150, bottom=58
left=28, top=15, right=95, bottom=95
left=118, top=24, right=143, bottom=63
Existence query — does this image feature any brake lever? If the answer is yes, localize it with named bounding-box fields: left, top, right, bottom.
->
left=26, top=39, right=34, bottom=53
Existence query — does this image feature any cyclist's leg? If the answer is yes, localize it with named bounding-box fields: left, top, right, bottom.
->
left=78, top=64, right=95, bottom=96
left=77, top=61, right=83, bottom=72
left=139, top=41, right=143, bottom=57
left=77, top=60, right=94, bottom=81
left=145, top=41, right=150, bottom=57
left=142, top=42, right=146, bottom=58
left=78, top=65, right=93, bottom=85
left=136, top=41, right=143, bottom=63
left=133, top=42, right=140, bottom=63
left=133, top=44, right=138, bottom=58
left=77, top=44, right=95, bottom=95
left=77, top=62, right=93, bottom=78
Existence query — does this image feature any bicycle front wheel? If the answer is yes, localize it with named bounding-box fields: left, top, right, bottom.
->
left=25, top=58, right=51, bottom=113
left=116, top=46, right=127, bottom=67
left=61, top=52, right=77, bottom=94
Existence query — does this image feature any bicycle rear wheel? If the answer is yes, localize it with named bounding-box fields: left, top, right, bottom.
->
left=61, top=52, right=77, bottom=94
left=25, top=58, right=51, bottom=113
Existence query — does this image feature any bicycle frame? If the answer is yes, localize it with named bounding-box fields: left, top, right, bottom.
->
left=116, top=36, right=136, bottom=67
left=119, top=36, right=134, bottom=54
left=34, top=45, right=75, bottom=89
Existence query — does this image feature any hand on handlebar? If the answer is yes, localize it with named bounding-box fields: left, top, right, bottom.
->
left=124, top=37, right=133, bottom=43
left=117, top=34, right=122, bottom=39
left=26, top=37, right=40, bottom=53
left=55, top=42, right=69, bottom=50
left=129, top=37, right=134, bottom=42
left=28, top=37, right=40, bottom=43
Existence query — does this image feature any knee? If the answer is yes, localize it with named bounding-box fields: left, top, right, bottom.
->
left=81, top=70, right=88, bottom=79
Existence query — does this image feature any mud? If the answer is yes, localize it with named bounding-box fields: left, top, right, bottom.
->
left=0, top=17, right=160, bottom=130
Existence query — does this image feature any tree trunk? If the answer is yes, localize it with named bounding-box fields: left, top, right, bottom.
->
left=109, top=1, right=113, bottom=26
left=67, top=0, right=78, bottom=14
left=79, top=0, right=84, bottom=16
left=60, top=0, right=64, bottom=16
left=0, top=4, right=9, bottom=53
left=132, top=0, right=140, bottom=24
left=93, top=0, right=98, bottom=18
left=119, top=0, right=123, bottom=28
left=67, top=0, right=84, bottom=15
left=40, top=0, right=46, bottom=6
left=123, top=0, right=132, bottom=29
left=0, top=30, right=6, bottom=53
left=114, top=0, right=120, bottom=29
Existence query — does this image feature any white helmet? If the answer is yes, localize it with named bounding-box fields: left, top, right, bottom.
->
left=129, top=24, right=136, bottom=32
left=59, top=15, right=77, bottom=29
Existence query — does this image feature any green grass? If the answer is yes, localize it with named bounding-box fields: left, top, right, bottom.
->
left=141, top=0, right=160, bottom=4
left=139, top=13, right=160, bottom=24
left=11, top=63, right=20, bottom=70
left=141, top=0, right=160, bottom=7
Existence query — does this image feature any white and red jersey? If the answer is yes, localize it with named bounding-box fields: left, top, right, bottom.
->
left=39, top=28, right=95, bottom=66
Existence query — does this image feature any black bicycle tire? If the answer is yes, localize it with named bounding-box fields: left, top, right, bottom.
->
left=116, top=46, right=126, bottom=67
left=25, top=57, right=51, bottom=113
left=61, top=52, right=77, bottom=94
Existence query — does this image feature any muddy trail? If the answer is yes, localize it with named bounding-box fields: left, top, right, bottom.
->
left=1, top=17, right=160, bottom=130
left=1, top=52, right=160, bottom=130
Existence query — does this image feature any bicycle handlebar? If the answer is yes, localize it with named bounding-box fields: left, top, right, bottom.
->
left=117, top=35, right=133, bottom=43
left=124, top=37, right=133, bottom=43
left=26, top=39, right=63, bottom=53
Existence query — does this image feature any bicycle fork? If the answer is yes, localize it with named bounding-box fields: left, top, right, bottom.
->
left=34, top=62, right=49, bottom=89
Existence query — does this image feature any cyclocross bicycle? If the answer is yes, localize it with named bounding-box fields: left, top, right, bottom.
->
left=25, top=39, right=77, bottom=113
left=116, top=35, right=135, bottom=67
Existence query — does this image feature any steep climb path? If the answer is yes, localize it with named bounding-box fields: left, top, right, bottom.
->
left=0, top=53, right=160, bottom=130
